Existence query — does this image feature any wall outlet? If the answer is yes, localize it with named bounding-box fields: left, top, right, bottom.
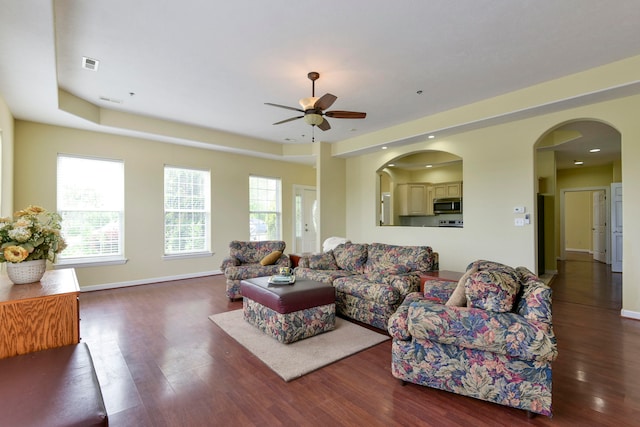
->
left=515, top=218, right=525, bottom=227
left=514, top=206, right=525, bottom=213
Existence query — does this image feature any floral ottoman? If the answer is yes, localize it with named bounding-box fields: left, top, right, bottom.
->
left=240, top=277, right=336, bottom=344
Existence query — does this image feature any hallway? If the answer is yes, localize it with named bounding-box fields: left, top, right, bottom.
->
left=552, top=251, right=622, bottom=311
left=550, top=251, right=639, bottom=425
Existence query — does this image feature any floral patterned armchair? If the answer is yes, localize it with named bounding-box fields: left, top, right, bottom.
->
left=388, top=260, right=558, bottom=417
left=220, top=240, right=290, bottom=300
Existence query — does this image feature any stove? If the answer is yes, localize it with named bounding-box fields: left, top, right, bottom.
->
left=438, top=219, right=463, bottom=228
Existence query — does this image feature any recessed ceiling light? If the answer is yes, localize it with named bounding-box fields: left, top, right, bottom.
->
left=428, top=135, right=435, bottom=139
left=589, top=148, right=601, bottom=153
left=425, top=164, right=433, bottom=168
left=574, top=160, right=584, bottom=165
left=388, top=163, right=395, bottom=167
left=382, top=146, right=388, bottom=150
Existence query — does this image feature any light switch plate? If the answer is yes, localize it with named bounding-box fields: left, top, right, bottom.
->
left=515, top=218, right=525, bottom=226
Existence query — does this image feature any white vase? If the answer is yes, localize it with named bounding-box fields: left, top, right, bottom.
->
left=6, top=259, right=47, bottom=284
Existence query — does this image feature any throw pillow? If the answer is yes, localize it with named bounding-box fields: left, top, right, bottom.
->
left=307, top=252, right=339, bottom=270
left=464, top=269, right=521, bottom=312
left=445, top=264, right=478, bottom=307
left=260, top=250, right=282, bottom=266
left=333, top=242, right=368, bottom=273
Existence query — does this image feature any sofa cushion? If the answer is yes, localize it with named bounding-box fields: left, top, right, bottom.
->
left=445, top=264, right=478, bottom=306
left=293, top=267, right=355, bottom=284
left=333, top=275, right=401, bottom=305
left=465, top=269, right=521, bottom=312
left=260, top=250, right=282, bottom=266
left=333, top=242, right=368, bottom=273
left=364, top=243, right=433, bottom=274
left=225, top=264, right=283, bottom=280
left=229, top=240, right=286, bottom=264
left=306, top=251, right=339, bottom=270
left=423, top=279, right=459, bottom=303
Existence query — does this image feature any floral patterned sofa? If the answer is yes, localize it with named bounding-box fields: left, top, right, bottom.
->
left=220, top=240, right=291, bottom=300
left=294, top=242, right=438, bottom=329
left=388, top=260, right=558, bottom=417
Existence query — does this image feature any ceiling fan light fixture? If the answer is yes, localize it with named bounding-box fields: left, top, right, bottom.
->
left=304, top=114, right=324, bottom=126
left=299, top=97, right=319, bottom=110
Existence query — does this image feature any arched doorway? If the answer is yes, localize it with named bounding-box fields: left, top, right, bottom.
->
left=534, top=119, right=621, bottom=309
left=534, top=119, right=621, bottom=274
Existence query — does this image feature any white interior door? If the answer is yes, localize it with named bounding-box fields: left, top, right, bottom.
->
left=592, top=190, right=606, bottom=262
left=611, top=183, right=623, bottom=273
left=293, top=186, right=317, bottom=253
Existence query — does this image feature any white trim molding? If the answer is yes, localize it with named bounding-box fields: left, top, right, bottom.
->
left=80, top=270, right=223, bottom=292
left=621, top=309, right=640, bottom=321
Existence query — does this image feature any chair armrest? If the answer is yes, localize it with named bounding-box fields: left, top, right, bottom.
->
left=274, top=254, right=291, bottom=267
left=407, top=300, right=558, bottom=362
left=220, top=256, right=240, bottom=270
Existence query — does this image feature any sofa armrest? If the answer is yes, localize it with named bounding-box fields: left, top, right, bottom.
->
left=220, top=256, right=240, bottom=270
left=389, top=273, right=421, bottom=296
left=407, top=300, right=558, bottom=362
left=387, top=292, right=423, bottom=340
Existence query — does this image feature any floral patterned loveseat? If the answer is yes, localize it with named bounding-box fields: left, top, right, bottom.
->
left=388, top=260, right=558, bottom=417
left=294, top=242, right=438, bottom=329
left=220, top=240, right=291, bottom=300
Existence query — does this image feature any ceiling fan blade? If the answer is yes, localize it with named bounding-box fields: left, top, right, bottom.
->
left=273, top=116, right=304, bottom=125
left=265, top=102, right=304, bottom=113
left=317, top=118, right=331, bottom=131
left=314, top=93, right=337, bottom=111
left=325, top=110, right=367, bottom=119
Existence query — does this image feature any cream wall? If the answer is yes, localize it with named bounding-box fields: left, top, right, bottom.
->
left=14, top=121, right=315, bottom=288
left=315, top=142, right=346, bottom=247
left=0, top=95, right=13, bottom=216
left=564, top=191, right=592, bottom=251
left=344, top=94, right=640, bottom=318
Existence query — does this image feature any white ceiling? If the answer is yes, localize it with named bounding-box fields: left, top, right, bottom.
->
left=1, top=0, right=638, bottom=167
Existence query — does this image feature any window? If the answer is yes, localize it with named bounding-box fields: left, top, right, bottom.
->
left=57, top=155, right=125, bottom=264
left=249, top=176, right=281, bottom=241
left=164, top=166, right=211, bottom=256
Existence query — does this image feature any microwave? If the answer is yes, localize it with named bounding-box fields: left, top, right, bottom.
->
left=433, top=198, right=462, bottom=214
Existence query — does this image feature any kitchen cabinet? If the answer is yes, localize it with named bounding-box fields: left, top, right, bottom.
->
left=397, top=183, right=428, bottom=215
left=434, top=181, right=462, bottom=198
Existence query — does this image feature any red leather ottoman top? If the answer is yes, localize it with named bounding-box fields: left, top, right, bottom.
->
left=0, top=343, right=108, bottom=427
left=241, top=277, right=335, bottom=314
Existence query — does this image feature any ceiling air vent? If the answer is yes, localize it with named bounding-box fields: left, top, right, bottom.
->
left=82, top=57, right=99, bottom=71
left=99, top=96, right=123, bottom=104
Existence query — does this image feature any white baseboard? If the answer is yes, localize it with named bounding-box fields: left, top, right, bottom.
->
left=564, top=248, right=591, bottom=253
left=621, top=309, right=640, bottom=321
left=80, top=269, right=223, bottom=292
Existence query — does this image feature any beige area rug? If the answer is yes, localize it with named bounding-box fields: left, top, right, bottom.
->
left=209, top=310, right=389, bottom=381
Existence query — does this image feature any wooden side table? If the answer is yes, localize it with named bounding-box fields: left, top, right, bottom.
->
left=420, top=270, right=464, bottom=293
left=0, top=268, right=80, bottom=359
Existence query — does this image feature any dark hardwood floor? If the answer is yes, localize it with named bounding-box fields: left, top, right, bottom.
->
left=80, top=254, right=640, bottom=426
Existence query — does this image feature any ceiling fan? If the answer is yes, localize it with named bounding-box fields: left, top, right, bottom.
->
left=265, top=71, right=366, bottom=133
